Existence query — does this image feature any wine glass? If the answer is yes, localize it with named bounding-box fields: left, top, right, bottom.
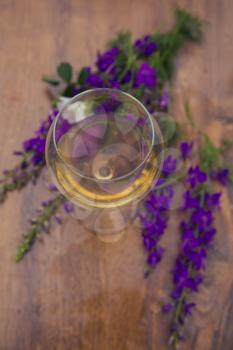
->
left=46, top=88, right=164, bottom=241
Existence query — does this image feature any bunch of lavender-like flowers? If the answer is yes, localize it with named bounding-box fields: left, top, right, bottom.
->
left=0, top=110, right=58, bottom=203
left=140, top=155, right=177, bottom=277
left=162, top=136, right=231, bottom=349
left=0, top=8, right=204, bottom=261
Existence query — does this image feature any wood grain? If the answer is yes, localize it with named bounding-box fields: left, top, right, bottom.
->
left=0, top=0, right=233, bottom=349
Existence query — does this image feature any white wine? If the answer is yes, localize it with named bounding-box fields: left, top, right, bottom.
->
left=51, top=114, right=159, bottom=208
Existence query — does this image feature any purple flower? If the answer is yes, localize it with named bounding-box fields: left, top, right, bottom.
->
left=55, top=118, right=72, bottom=142
left=96, top=97, right=121, bottom=113
left=55, top=214, right=62, bottom=224
left=71, top=86, right=81, bottom=96
left=48, top=183, right=57, bottom=191
left=159, top=92, right=169, bottom=111
left=211, top=168, right=229, bottom=186
left=165, top=161, right=221, bottom=346
left=135, top=63, right=157, bottom=88
left=182, top=237, right=200, bottom=253
left=143, top=235, right=156, bottom=251
left=173, top=257, right=189, bottom=286
left=109, top=79, right=120, bottom=89
left=134, top=35, right=157, bottom=56
left=183, top=191, right=200, bottom=209
left=188, top=249, right=207, bottom=270
left=146, top=192, right=170, bottom=210
left=191, top=208, right=212, bottom=230
left=23, top=137, right=46, bottom=165
left=204, top=192, right=221, bottom=208
left=147, top=247, right=164, bottom=267
left=63, top=201, right=74, bottom=213
left=96, top=47, right=120, bottom=72
left=86, top=73, right=104, bottom=87
left=141, top=164, right=175, bottom=275
left=163, top=155, right=177, bottom=176
left=122, top=70, right=131, bottom=84
left=202, top=227, right=216, bottom=245
left=162, top=303, right=173, bottom=313
left=187, top=165, right=207, bottom=188
left=180, top=221, right=194, bottom=240
left=184, top=302, right=196, bottom=316
left=185, top=275, right=203, bottom=292
left=36, top=109, right=58, bottom=137
left=180, top=142, right=193, bottom=160
left=171, top=287, right=183, bottom=301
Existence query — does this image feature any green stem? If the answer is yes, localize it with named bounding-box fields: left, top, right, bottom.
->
left=15, top=194, right=63, bottom=262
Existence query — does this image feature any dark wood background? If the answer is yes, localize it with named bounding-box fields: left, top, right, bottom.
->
left=0, top=0, right=233, bottom=349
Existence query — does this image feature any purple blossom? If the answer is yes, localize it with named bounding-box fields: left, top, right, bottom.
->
left=71, top=86, right=81, bottom=96
left=191, top=208, right=212, bottom=230
left=96, top=97, right=121, bottom=113
left=173, top=257, right=189, bottom=286
left=162, top=303, right=173, bottom=313
left=63, top=201, right=74, bottom=213
left=180, top=221, right=194, bottom=240
left=143, top=235, right=156, bottom=251
left=141, top=191, right=174, bottom=273
left=147, top=247, right=164, bottom=267
left=96, top=47, right=120, bottom=72
left=48, top=183, right=57, bottom=191
left=159, top=92, right=169, bottom=111
left=202, top=228, right=216, bottom=245
left=56, top=118, right=72, bottom=142
left=134, top=35, right=157, bottom=56
left=86, top=73, right=104, bottom=87
left=109, top=79, right=121, bottom=89
left=188, top=249, right=207, bottom=270
left=183, top=191, right=200, bottom=209
left=122, top=70, right=131, bottom=84
left=140, top=154, right=176, bottom=275
left=204, top=192, right=221, bottom=208
left=184, top=302, right=196, bottom=316
left=23, top=137, right=46, bottom=165
left=135, top=63, right=157, bottom=88
left=55, top=214, right=62, bottom=224
left=182, top=236, right=200, bottom=253
left=211, top=168, right=229, bottom=186
left=187, top=165, right=207, bottom=188
left=185, top=275, right=203, bottom=292
left=162, top=155, right=177, bottom=176
left=180, top=142, right=193, bottom=160
left=164, top=165, right=221, bottom=344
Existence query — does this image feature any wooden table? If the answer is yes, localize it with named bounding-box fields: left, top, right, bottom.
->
left=0, top=1, right=233, bottom=349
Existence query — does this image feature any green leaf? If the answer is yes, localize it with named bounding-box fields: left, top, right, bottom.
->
left=200, top=134, right=221, bottom=172
left=42, top=75, right=60, bottom=86
left=57, top=63, right=73, bottom=82
left=61, top=84, right=74, bottom=97
left=175, top=7, right=204, bottom=43
left=77, top=67, right=89, bottom=86
left=108, top=31, right=132, bottom=51
left=150, top=8, right=203, bottom=82
left=116, top=51, right=128, bottom=68
left=132, top=86, right=144, bottom=99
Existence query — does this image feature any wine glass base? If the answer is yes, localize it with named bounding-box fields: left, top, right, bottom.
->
left=75, top=202, right=138, bottom=243
left=96, top=230, right=125, bottom=243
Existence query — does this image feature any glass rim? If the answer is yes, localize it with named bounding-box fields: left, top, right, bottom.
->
left=52, top=88, right=163, bottom=183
